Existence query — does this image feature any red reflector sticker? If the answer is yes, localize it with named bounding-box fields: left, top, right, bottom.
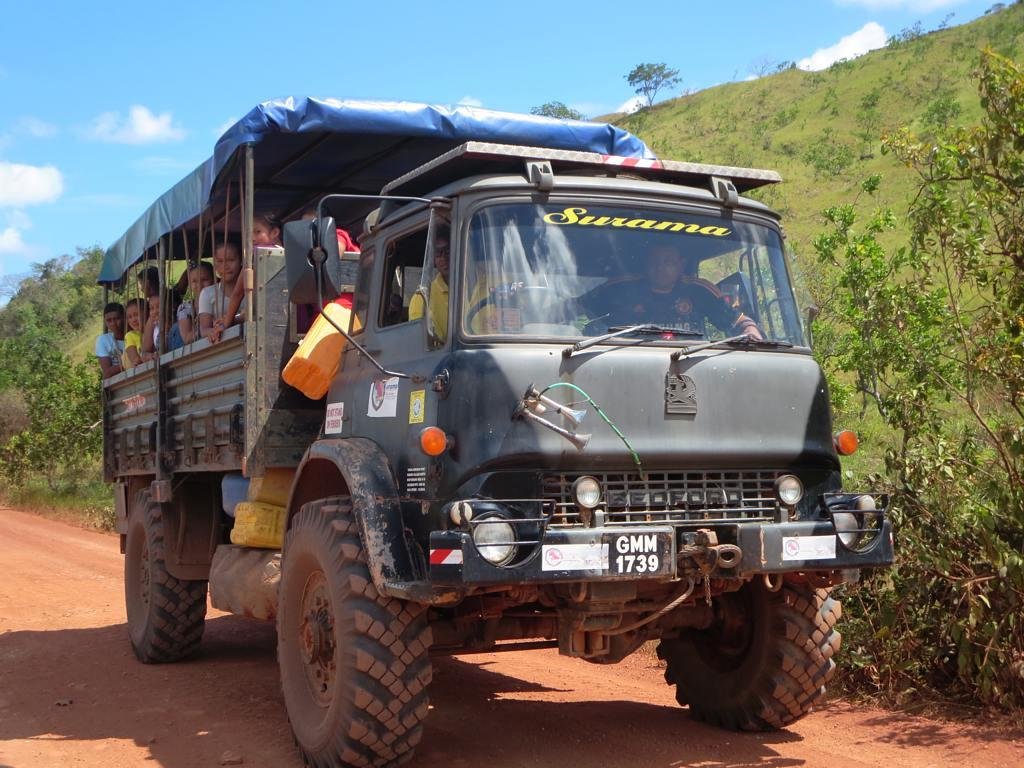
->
left=429, top=548, right=463, bottom=566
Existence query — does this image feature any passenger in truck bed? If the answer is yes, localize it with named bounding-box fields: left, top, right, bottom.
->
left=122, top=298, right=148, bottom=368
left=95, top=302, right=126, bottom=379
left=209, top=215, right=281, bottom=342
left=177, top=261, right=215, bottom=345
left=138, top=265, right=185, bottom=351
left=200, top=240, right=244, bottom=343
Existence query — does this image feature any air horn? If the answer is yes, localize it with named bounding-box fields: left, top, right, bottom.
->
left=513, top=384, right=591, bottom=450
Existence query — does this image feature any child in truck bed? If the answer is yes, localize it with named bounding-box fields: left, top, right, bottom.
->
left=122, top=298, right=148, bottom=368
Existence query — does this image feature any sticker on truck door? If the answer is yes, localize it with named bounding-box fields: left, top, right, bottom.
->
left=367, top=377, right=399, bottom=417
left=325, top=402, right=344, bottom=434
left=409, top=390, right=425, bottom=424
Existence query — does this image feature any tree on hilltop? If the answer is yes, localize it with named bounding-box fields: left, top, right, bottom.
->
left=625, top=63, right=680, bottom=108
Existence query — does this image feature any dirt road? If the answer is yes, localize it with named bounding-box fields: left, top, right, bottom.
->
left=1, top=506, right=1021, bottom=768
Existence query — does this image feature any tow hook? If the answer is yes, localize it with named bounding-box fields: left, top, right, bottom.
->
left=679, top=529, right=742, bottom=605
left=680, top=529, right=743, bottom=572
left=679, top=532, right=745, bottom=573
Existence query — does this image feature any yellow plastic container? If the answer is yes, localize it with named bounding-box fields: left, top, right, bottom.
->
left=248, top=468, right=295, bottom=507
left=282, top=302, right=353, bottom=400
left=230, top=501, right=286, bottom=549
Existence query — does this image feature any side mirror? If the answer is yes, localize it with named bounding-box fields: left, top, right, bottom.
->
left=806, top=305, right=820, bottom=346
left=283, top=218, right=343, bottom=304
left=715, top=271, right=757, bottom=321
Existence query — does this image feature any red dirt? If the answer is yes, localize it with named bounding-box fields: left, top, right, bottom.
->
left=1, top=505, right=1022, bottom=768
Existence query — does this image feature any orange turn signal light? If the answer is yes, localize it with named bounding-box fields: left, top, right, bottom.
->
left=419, top=426, right=448, bottom=456
left=834, top=430, right=859, bottom=456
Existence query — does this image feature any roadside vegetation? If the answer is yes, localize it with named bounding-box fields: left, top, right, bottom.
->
left=0, top=247, right=112, bottom=528
left=815, top=49, right=1023, bottom=710
left=0, top=1, right=1020, bottom=714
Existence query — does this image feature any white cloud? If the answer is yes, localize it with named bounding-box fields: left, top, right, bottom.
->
left=0, top=211, right=39, bottom=258
left=798, top=22, right=888, bottom=71
left=0, top=226, right=29, bottom=255
left=14, top=116, right=58, bottom=138
left=456, top=96, right=483, bottom=108
left=87, top=105, right=186, bottom=144
left=836, top=0, right=961, bottom=10
left=0, top=162, right=64, bottom=207
left=615, top=96, right=645, bottom=115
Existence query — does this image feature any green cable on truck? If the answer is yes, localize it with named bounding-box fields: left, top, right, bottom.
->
left=99, top=98, right=894, bottom=768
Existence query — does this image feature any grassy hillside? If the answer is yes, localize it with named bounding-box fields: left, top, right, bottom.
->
left=610, top=4, right=1022, bottom=273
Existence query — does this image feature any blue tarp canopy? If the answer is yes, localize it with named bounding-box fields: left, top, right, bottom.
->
left=99, top=97, right=653, bottom=285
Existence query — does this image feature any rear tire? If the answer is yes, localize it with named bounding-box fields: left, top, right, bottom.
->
left=277, top=497, right=432, bottom=768
left=657, top=579, right=840, bottom=730
left=124, top=491, right=208, bottom=663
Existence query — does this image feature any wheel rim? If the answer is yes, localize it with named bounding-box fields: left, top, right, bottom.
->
left=692, top=588, right=755, bottom=672
left=298, top=570, right=336, bottom=707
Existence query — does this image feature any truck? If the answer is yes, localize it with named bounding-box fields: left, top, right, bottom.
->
left=100, top=97, right=894, bottom=768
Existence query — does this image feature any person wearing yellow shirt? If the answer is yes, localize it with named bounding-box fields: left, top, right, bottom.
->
left=409, top=233, right=450, bottom=340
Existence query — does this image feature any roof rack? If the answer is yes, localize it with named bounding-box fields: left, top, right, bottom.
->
left=382, top=141, right=782, bottom=198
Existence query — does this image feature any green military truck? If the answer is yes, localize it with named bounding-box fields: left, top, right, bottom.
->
left=100, top=98, right=893, bottom=767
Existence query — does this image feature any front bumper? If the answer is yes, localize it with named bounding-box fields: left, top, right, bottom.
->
left=429, top=518, right=894, bottom=586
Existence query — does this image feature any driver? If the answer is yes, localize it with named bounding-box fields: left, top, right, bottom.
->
left=586, top=244, right=762, bottom=339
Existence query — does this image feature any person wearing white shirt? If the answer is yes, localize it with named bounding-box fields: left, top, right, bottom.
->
left=95, top=302, right=126, bottom=379
left=199, top=241, right=244, bottom=343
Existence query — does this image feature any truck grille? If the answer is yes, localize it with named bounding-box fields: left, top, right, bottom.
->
left=542, top=470, right=779, bottom=527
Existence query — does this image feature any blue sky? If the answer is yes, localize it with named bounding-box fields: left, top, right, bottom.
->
left=0, top=0, right=1000, bottom=284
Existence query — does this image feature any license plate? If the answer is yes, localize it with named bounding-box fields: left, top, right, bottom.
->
left=606, top=532, right=673, bottom=576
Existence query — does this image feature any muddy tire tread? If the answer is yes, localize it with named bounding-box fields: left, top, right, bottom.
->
left=659, top=581, right=840, bottom=731
left=279, top=498, right=432, bottom=768
left=126, top=492, right=208, bottom=663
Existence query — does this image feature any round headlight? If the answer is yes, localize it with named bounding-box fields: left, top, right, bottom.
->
left=573, top=476, right=602, bottom=509
left=834, top=495, right=881, bottom=552
left=832, top=511, right=860, bottom=549
left=471, top=517, right=517, bottom=566
left=775, top=474, right=804, bottom=506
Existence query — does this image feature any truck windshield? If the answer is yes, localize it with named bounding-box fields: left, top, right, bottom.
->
left=460, top=201, right=804, bottom=346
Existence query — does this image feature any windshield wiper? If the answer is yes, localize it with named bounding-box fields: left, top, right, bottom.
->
left=563, top=324, right=702, bottom=358
left=670, top=333, right=793, bottom=360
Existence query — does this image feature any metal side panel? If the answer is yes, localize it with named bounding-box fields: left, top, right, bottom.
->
left=105, top=365, right=159, bottom=476
left=164, top=327, right=246, bottom=472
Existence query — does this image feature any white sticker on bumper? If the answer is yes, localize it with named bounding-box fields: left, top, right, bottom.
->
left=541, top=543, right=609, bottom=571
left=781, top=535, right=837, bottom=561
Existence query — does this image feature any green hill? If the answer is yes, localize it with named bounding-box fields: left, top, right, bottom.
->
left=608, top=3, right=1022, bottom=280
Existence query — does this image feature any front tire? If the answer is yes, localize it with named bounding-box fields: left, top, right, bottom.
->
left=657, top=579, right=841, bottom=730
left=124, top=491, right=208, bottom=663
left=277, top=497, right=432, bottom=768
